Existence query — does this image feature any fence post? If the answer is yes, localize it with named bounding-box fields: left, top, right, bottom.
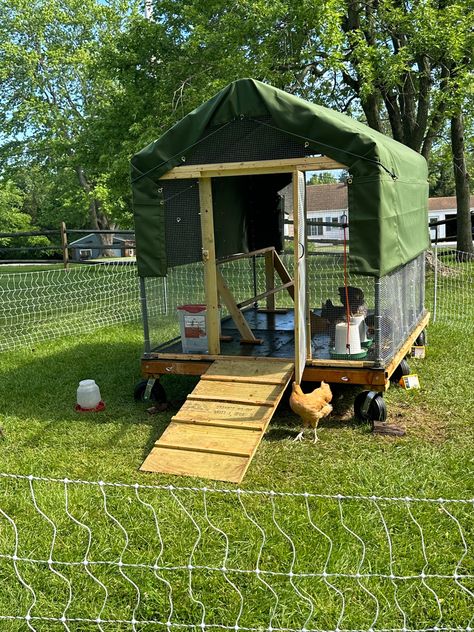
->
left=60, top=222, right=69, bottom=270
left=433, top=236, right=438, bottom=323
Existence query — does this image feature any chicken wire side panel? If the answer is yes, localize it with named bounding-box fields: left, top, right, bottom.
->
left=378, top=254, right=426, bottom=364
left=306, top=250, right=374, bottom=361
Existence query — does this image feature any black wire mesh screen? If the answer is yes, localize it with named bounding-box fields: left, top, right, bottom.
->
left=161, top=117, right=311, bottom=269
left=162, top=179, right=201, bottom=268
left=185, top=116, right=309, bottom=164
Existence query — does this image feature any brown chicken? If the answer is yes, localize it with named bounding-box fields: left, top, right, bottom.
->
left=290, top=381, right=333, bottom=443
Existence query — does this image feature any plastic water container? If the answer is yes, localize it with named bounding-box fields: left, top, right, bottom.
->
left=177, top=305, right=209, bottom=353
left=334, top=322, right=362, bottom=355
left=350, top=314, right=368, bottom=343
left=76, top=379, right=102, bottom=410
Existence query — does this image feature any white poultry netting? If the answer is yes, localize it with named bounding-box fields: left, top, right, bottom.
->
left=0, top=248, right=472, bottom=352
left=0, top=473, right=473, bottom=631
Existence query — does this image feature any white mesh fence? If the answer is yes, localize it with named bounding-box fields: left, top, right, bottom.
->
left=427, top=248, right=474, bottom=330
left=0, top=472, right=473, bottom=631
left=0, top=263, right=161, bottom=352
left=0, top=247, right=473, bottom=352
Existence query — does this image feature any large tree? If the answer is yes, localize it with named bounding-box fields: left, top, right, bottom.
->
left=0, top=0, right=139, bottom=250
left=145, top=0, right=473, bottom=250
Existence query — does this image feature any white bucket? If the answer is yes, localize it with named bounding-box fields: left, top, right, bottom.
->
left=77, top=379, right=101, bottom=409
left=350, top=315, right=368, bottom=343
left=335, top=322, right=362, bottom=355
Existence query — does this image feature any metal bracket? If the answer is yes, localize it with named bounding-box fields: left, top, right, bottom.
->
left=361, top=390, right=379, bottom=417
left=143, top=378, right=156, bottom=402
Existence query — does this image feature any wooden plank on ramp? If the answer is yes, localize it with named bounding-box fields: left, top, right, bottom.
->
left=140, top=359, right=294, bottom=483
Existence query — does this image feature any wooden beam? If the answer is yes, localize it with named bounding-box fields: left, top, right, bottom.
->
left=217, top=246, right=274, bottom=265
left=291, top=169, right=304, bottom=384
left=236, top=281, right=294, bottom=309
left=199, top=178, right=220, bottom=355
left=216, top=268, right=257, bottom=342
left=273, top=251, right=295, bottom=301
left=160, top=157, right=346, bottom=180
left=265, top=250, right=275, bottom=311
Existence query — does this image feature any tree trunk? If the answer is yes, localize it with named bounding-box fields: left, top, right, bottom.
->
left=75, top=166, right=116, bottom=257
left=450, top=113, right=473, bottom=255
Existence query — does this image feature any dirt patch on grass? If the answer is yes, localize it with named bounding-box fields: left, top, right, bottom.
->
left=385, top=400, right=449, bottom=443
left=328, top=385, right=448, bottom=443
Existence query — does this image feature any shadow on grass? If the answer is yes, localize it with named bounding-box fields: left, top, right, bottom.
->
left=1, top=336, right=378, bottom=465
left=0, top=338, right=200, bottom=460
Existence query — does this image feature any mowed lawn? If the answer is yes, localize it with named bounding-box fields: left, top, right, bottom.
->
left=0, top=263, right=473, bottom=630
left=0, top=318, right=473, bottom=496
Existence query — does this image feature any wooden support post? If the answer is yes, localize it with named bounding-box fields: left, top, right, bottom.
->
left=264, top=249, right=275, bottom=311
left=293, top=170, right=307, bottom=384
left=273, top=251, right=295, bottom=301
left=60, top=221, right=69, bottom=269
left=199, top=178, right=220, bottom=355
left=216, top=268, right=261, bottom=344
left=304, top=183, right=312, bottom=360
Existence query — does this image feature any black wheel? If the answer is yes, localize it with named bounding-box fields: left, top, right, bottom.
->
left=415, top=330, right=427, bottom=346
left=390, top=358, right=411, bottom=383
left=133, top=379, right=167, bottom=403
left=354, top=390, right=387, bottom=424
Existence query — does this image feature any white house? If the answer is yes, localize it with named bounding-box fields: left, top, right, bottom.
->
left=281, top=183, right=474, bottom=243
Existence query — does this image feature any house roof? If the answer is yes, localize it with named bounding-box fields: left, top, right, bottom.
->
left=303, top=185, right=473, bottom=214
left=69, top=233, right=134, bottom=246
left=428, top=196, right=474, bottom=211
left=306, top=183, right=348, bottom=212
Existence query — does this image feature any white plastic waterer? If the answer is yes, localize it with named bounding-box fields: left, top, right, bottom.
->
left=334, top=322, right=362, bottom=355
left=350, top=315, right=368, bottom=344
left=76, top=379, right=102, bottom=410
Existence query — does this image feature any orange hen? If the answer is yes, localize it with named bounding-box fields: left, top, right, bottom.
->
left=290, top=381, right=333, bottom=443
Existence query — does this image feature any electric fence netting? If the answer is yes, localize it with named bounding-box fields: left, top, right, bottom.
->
left=0, top=246, right=472, bottom=353
left=0, top=473, right=473, bottom=632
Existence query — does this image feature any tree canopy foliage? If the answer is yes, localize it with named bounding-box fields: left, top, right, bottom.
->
left=0, top=0, right=472, bottom=251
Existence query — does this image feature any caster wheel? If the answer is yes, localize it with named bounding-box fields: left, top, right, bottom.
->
left=354, top=391, right=387, bottom=424
left=134, top=379, right=167, bottom=403
left=415, top=330, right=427, bottom=346
left=390, top=358, right=411, bottom=383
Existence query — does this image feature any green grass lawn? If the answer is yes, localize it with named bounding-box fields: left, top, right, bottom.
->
left=0, top=318, right=473, bottom=630
left=0, top=254, right=473, bottom=630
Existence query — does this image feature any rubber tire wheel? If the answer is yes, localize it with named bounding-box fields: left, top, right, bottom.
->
left=133, top=379, right=167, bottom=403
left=390, top=358, right=411, bottom=383
left=415, top=330, right=427, bottom=346
left=354, top=391, right=387, bottom=424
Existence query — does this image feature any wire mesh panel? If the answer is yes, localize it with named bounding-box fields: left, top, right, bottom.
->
left=306, top=249, right=425, bottom=365
left=378, top=254, right=426, bottom=364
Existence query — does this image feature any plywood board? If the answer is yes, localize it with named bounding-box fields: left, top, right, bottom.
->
left=140, top=358, right=294, bottom=482
left=175, top=398, right=275, bottom=422
left=142, top=447, right=248, bottom=483
left=192, top=380, right=282, bottom=402
left=204, top=359, right=293, bottom=382
left=158, top=422, right=261, bottom=456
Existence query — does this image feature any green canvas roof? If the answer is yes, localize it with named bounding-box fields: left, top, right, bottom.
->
left=131, top=78, right=429, bottom=278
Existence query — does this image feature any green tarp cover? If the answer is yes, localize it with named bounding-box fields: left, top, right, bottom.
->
left=131, top=78, right=429, bottom=278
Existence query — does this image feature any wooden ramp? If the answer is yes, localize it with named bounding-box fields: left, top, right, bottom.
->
left=140, top=359, right=294, bottom=483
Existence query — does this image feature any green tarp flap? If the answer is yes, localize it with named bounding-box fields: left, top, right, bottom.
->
left=131, top=78, right=429, bottom=278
